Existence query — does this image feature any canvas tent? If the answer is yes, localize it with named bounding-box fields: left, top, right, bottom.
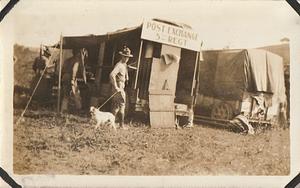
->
left=50, top=19, right=202, bottom=128
left=195, top=49, right=286, bottom=123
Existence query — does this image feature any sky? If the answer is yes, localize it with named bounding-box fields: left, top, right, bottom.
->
left=4, top=0, right=300, bottom=49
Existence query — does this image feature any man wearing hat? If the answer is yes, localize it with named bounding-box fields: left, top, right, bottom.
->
left=31, top=46, right=53, bottom=102
left=33, top=46, right=52, bottom=76
left=110, top=46, right=133, bottom=129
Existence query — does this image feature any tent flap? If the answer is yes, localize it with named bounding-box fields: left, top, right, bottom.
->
left=266, top=51, right=286, bottom=103
left=246, top=49, right=268, bottom=92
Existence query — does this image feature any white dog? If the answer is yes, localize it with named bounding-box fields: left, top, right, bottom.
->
left=90, top=106, right=116, bottom=130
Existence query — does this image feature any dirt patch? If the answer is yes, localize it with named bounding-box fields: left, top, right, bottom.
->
left=13, top=109, right=290, bottom=175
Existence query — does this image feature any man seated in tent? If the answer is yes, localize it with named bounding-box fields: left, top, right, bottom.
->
left=61, top=48, right=88, bottom=114
left=110, top=46, right=133, bottom=129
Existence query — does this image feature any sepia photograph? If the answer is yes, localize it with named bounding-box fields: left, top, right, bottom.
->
left=1, top=0, right=300, bottom=187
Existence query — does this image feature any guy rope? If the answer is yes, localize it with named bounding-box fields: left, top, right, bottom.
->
left=16, top=52, right=55, bottom=125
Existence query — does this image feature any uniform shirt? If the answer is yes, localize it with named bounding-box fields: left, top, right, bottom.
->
left=63, top=56, right=76, bottom=74
left=33, top=56, right=53, bottom=78
left=33, top=56, right=46, bottom=72
left=62, top=55, right=86, bottom=82
left=110, top=61, right=129, bottom=90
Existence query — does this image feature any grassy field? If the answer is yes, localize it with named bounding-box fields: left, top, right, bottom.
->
left=12, top=44, right=290, bottom=175
left=13, top=109, right=290, bottom=175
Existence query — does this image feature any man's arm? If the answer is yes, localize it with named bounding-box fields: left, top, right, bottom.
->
left=72, top=62, right=79, bottom=80
left=71, top=62, right=79, bottom=94
left=110, top=65, right=120, bottom=91
left=125, top=66, right=129, bottom=81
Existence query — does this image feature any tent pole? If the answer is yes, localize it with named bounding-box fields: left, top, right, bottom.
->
left=134, top=39, right=143, bottom=89
left=191, top=52, right=199, bottom=96
left=40, top=43, right=42, bottom=58
left=193, top=52, right=201, bottom=106
left=111, top=44, right=116, bottom=66
left=57, top=35, right=63, bottom=113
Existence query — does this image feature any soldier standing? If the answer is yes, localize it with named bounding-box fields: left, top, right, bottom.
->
left=61, top=48, right=88, bottom=113
left=110, top=46, right=133, bottom=129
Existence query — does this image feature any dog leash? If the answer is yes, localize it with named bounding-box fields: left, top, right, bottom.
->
left=97, top=91, right=120, bottom=109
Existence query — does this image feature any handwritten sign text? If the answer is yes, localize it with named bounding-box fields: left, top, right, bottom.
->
left=141, top=19, right=200, bottom=51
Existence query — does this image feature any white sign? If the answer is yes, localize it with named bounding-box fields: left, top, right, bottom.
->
left=141, top=19, right=201, bottom=51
